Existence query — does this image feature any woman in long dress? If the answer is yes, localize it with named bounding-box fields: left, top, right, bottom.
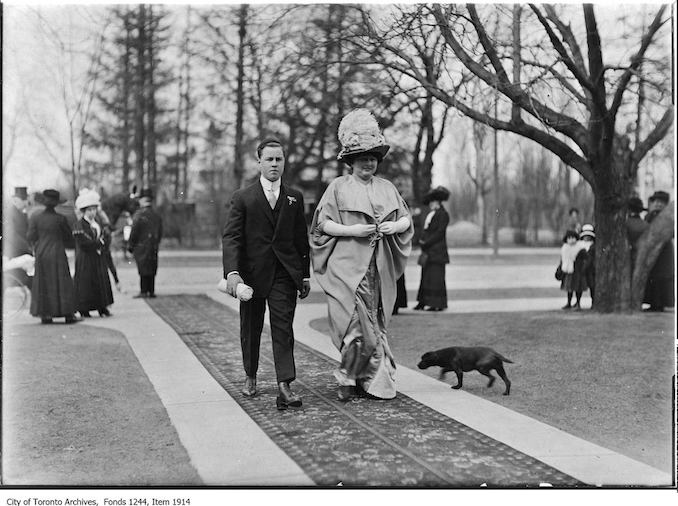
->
left=27, top=189, right=79, bottom=324
left=414, top=186, right=450, bottom=311
left=311, top=109, right=413, bottom=402
left=72, top=189, right=114, bottom=318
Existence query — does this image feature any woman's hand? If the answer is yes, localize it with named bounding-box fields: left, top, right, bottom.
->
left=350, top=224, right=378, bottom=237
left=378, top=221, right=398, bottom=235
left=379, top=216, right=411, bottom=235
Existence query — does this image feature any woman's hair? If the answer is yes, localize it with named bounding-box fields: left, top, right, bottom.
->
left=342, top=151, right=382, bottom=167
left=562, top=229, right=579, bottom=242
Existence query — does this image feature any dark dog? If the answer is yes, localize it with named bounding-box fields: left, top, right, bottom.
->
left=417, top=346, right=513, bottom=395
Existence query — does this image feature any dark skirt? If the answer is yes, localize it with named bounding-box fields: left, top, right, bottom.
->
left=74, top=250, right=114, bottom=312
left=417, top=263, right=447, bottom=308
left=394, top=274, right=407, bottom=309
left=644, top=277, right=674, bottom=308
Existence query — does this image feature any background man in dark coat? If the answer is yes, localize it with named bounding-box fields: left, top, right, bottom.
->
left=643, top=190, right=674, bottom=312
left=27, top=189, right=78, bottom=324
left=4, top=186, right=33, bottom=289
left=222, top=138, right=311, bottom=410
left=128, top=188, right=163, bottom=298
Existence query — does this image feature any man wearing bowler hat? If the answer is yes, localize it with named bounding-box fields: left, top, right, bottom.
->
left=4, top=187, right=33, bottom=289
left=128, top=188, right=163, bottom=298
left=643, top=190, right=674, bottom=311
left=222, top=138, right=311, bottom=410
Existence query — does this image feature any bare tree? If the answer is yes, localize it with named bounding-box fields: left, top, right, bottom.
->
left=366, top=4, right=673, bottom=312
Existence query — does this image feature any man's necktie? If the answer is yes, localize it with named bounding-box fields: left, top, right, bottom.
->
left=267, top=188, right=278, bottom=209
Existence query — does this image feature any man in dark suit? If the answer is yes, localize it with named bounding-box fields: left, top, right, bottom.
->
left=128, top=188, right=163, bottom=298
left=222, top=138, right=311, bottom=410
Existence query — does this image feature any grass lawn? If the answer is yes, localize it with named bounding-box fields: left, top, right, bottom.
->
left=310, top=309, right=675, bottom=473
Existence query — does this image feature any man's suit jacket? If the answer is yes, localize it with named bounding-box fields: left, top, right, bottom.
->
left=222, top=181, right=310, bottom=297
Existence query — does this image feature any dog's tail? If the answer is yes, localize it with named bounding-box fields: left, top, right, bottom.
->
left=496, top=353, right=513, bottom=363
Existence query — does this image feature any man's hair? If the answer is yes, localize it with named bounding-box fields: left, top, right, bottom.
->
left=256, top=138, right=285, bottom=159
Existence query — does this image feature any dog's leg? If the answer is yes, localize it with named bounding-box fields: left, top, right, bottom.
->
left=451, top=371, right=463, bottom=389
left=438, top=368, right=449, bottom=380
left=479, top=369, right=496, bottom=388
left=495, top=363, right=511, bottom=396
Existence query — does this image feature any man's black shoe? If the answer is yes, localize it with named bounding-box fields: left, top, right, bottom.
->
left=276, top=382, right=302, bottom=410
left=241, top=376, right=257, bottom=397
left=133, top=292, right=147, bottom=299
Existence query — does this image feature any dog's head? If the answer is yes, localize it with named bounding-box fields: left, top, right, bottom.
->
left=417, top=351, right=439, bottom=369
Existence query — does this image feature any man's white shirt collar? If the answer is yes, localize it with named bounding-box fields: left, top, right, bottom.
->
left=260, top=175, right=281, bottom=196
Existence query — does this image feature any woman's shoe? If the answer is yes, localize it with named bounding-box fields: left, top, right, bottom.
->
left=413, top=304, right=426, bottom=310
left=561, top=304, right=572, bottom=310
left=426, top=307, right=442, bottom=312
left=41, top=317, right=53, bottom=324
left=98, top=308, right=112, bottom=317
left=80, top=311, right=91, bottom=318
left=337, top=385, right=355, bottom=402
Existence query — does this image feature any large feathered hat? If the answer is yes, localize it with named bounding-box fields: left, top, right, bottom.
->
left=75, top=188, right=101, bottom=210
left=337, top=109, right=390, bottom=162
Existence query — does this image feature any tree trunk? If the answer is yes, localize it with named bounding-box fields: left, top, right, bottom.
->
left=233, top=4, right=247, bottom=189
left=146, top=6, right=157, bottom=189
left=591, top=148, right=636, bottom=312
left=134, top=4, right=147, bottom=188
left=631, top=205, right=675, bottom=309
left=121, top=11, right=132, bottom=191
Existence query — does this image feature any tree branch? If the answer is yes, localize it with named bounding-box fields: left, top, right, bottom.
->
left=529, top=4, right=599, bottom=102
left=608, top=5, right=667, bottom=119
left=430, top=4, right=590, bottom=153
left=631, top=108, right=674, bottom=169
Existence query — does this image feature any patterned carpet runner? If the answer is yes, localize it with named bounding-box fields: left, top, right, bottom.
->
left=147, top=294, right=581, bottom=487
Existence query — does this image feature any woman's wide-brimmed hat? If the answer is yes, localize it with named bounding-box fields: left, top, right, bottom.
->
left=648, top=190, right=669, bottom=203
left=579, top=223, right=595, bottom=239
left=628, top=196, right=646, bottom=213
left=75, top=188, right=101, bottom=210
left=42, top=189, right=62, bottom=206
left=423, top=186, right=450, bottom=205
left=337, top=109, right=390, bottom=162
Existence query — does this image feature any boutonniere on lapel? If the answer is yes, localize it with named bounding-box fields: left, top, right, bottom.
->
left=287, top=196, right=297, bottom=206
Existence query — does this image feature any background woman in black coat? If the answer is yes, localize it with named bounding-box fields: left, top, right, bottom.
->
left=73, top=189, right=114, bottom=318
left=414, top=186, right=450, bottom=311
left=27, top=189, right=78, bottom=324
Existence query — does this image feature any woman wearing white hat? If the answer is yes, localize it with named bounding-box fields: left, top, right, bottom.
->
left=311, top=109, right=414, bottom=402
left=73, top=188, right=114, bottom=318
